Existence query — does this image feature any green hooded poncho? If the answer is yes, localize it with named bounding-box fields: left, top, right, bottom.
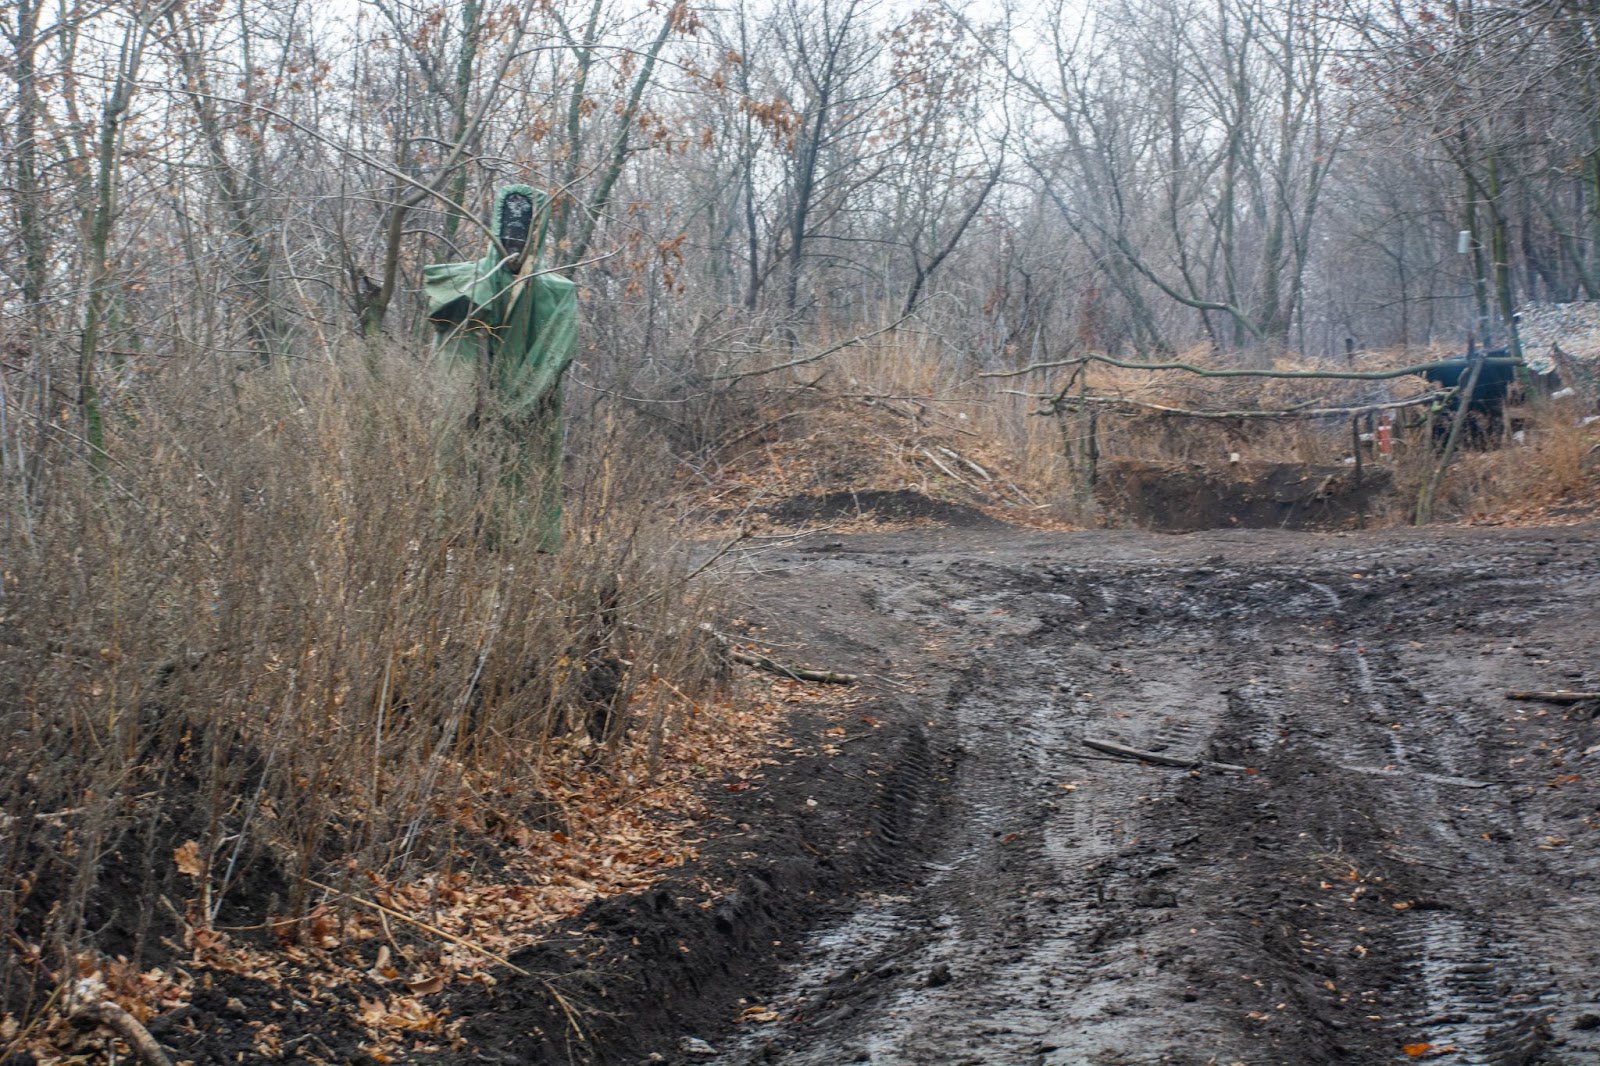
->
left=423, top=186, right=578, bottom=551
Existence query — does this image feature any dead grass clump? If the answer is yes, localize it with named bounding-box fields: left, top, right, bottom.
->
left=1435, top=402, right=1600, bottom=521
left=0, top=343, right=729, bottom=1020
left=690, top=337, right=1450, bottom=527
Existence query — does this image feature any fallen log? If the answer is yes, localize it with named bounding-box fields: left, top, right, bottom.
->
left=1081, top=736, right=1246, bottom=772
left=1506, top=690, right=1600, bottom=704
left=71, top=1001, right=173, bottom=1066
left=729, top=648, right=858, bottom=685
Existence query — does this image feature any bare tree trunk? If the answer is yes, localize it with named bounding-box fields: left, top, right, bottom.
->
left=566, top=4, right=679, bottom=269
left=7, top=0, right=53, bottom=508
left=168, top=11, right=281, bottom=362
left=79, top=13, right=151, bottom=462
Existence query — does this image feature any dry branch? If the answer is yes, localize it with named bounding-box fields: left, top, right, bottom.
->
left=712, top=316, right=914, bottom=382
left=1018, top=390, right=1447, bottom=421
left=982, top=351, right=1525, bottom=381
left=938, top=446, right=991, bottom=480
left=1506, top=690, right=1600, bottom=704
left=1416, top=348, right=1484, bottom=524
left=70, top=1001, right=173, bottom=1066
left=918, top=447, right=978, bottom=488
left=697, top=623, right=859, bottom=684
left=728, top=648, right=858, bottom=685
left=1081, top=736, right=1246, bottom=771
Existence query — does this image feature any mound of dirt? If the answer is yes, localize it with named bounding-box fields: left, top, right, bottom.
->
left=762, top=489, right=1006, bottom=529
left=434, top=703, right=949, bottom=1065
left=1096, top=458, right=1394, bottom=531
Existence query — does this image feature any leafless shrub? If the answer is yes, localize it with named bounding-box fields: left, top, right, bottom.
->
left=0, top=342, right=724, bottom=1014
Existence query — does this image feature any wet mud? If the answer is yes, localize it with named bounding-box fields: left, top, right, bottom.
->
left=398, top=521, right=1600, bottom=1066
left=35, top=517, right=1600, bottom=1066
left=695, top=523, right=1600, bottom=1065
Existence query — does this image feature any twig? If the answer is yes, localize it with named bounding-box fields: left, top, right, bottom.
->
left=1506, top=690, right=1600, bottom=704
left=70, top=1002, right=172, bottom=1066
left=856, top=395, right=983, bottom=438
left=1, top=982, right=64, bottom=1062
left=712, top=316, right=914, bottom=381
left=708, top=410, right=810, bottom=456
left=981, top=350, right=1526, bottom=381
left=303, top=878, right=531, bottom=976
left=1081, top=736, right=1246, bottom=772
left=728, top=648, right=858, bottom=685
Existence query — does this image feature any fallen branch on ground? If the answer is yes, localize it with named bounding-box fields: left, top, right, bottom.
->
left=71, top=1001, right=173, bottom=1066
left=1081, top=736, right=1246, bottom=772
left=303, top=878, right=531, bottom=976
left=696, top=623, right=859, bottom=684
left=917, top=447, right=979, bottom=489
left=1506, top=690, right=1600, bottom=704
left=728, top=648, right=858, bottom=685
left=938, top=446, right=991, bottom=481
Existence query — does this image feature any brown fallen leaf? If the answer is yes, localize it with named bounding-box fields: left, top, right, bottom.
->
left=174, top=840, right=204, bottom=879
left=738, top=1005, right=779, bottom=1023
left=1402, top=1043, right=1433, bottom=1058
left=405, top=973, right=446, bottom=996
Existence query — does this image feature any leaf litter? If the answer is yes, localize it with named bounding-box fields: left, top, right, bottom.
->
left=8, top=676, right=805, bottom=1064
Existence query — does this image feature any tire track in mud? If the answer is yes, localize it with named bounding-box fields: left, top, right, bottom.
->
left=709, top=529, right=1600, bottom=1066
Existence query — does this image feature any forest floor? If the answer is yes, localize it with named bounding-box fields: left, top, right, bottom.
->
left=413, top=513, right=1600, bottom=1066
left=40, top=446, right=1600, bottom=1064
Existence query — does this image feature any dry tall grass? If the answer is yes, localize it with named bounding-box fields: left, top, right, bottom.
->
left=705, top=328, right=1595, bottom=525
left=0, top=344, right=724, bottom=1017
left=1424, top=399, right=1598, bottom=519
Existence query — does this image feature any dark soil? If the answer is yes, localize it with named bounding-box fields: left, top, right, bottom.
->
left=87, top=516, right=1600, bottom=1065
left=686, top=522, right=1600, bottom=1066
left=435, top=708, right=948, bottom=1065
left=1097, top=458, right=1395, bottom=531
left=760, top=489, right=1006, bottom=529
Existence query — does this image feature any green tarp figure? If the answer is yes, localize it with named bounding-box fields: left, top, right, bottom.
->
left=423, top=185, right=578, bottom=552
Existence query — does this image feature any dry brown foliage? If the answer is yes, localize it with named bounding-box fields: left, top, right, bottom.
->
left=693, top=333, right=1598, bottom=527
left=0, top=344, right=736, bottom=1027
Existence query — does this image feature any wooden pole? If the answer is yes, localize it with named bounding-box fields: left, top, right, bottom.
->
left=1416, top=347, right=1486, bottom=524
left=1351, top=414, right=1365, bottom=530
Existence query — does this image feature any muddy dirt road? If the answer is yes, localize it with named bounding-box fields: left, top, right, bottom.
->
left=702, top=523, right=1600, bottom=1066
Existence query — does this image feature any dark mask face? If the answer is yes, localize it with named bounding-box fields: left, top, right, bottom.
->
left=499, top=190, right=535, bottom=267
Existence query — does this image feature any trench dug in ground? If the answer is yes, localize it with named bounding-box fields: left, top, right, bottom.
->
left=415, top=514, right=1600, bottom=1066
left=1096, top=458, right=1396, bottom=532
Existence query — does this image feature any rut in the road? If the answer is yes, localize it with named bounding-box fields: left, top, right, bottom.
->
left=717, top=531, right=1600, bottom=1066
